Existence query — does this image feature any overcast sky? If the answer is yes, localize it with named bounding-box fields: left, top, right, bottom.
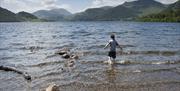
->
left=0, top=0, right=178, bottom=13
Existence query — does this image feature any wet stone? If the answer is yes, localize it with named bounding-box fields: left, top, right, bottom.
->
left=62, top=54, right=70, bottom=59
left=70, top=54, right=79, bottom=59
left=56, top=51, right=67, bottom=55
left=45, top=84, right=59, bottom=91
left=68, top=60, right=75, bottom=67
left=24, top=75, right=31, bottom=81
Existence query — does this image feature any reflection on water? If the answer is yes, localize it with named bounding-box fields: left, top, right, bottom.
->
left=0, top=22, right=180, bottom=91
left=105, top=65, right=117, bottom=83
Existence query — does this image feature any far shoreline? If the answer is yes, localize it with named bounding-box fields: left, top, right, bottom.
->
left=0, top=20, right=180, bottom=23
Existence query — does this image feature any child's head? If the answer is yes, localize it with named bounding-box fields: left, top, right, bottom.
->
left=110, top=34, right=115, bottom=39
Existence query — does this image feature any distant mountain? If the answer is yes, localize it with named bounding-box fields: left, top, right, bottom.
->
left=139, top=0, right=180, bottom=22
left=1, top=0, right=179, bottom=22
left=72, top=0, right=166, bottom=21
left=100, top=5, right=139, bottom=20
left=100, top=6, right=114, bottom=10
left=72, top=7, right=113, bottom=21
left=167, top=0, right=180, bottom=10
left=0, top=7, right=20, bottom=22
left=33, top=8, right=72, bottom=21
left=17, top=11, right=38, bottom=21
left=122, top=0, right=165, bottom=16
left=0, top=7, right=44, bottom=22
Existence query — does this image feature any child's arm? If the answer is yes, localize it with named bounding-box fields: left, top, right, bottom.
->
left=116, top=41, right=123, bottom=51
left=118, top=45, right=123, bottom=51
left=104, top=42, right=110, bottom=49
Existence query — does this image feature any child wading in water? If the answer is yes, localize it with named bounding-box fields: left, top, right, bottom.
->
left=104, top=34, right=123, bottom=64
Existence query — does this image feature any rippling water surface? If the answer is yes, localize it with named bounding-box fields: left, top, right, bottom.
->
left=0, top=22, right=180, bottom=91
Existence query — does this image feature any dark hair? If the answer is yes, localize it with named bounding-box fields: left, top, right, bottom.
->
left=111, top=34, right=115, bottom=39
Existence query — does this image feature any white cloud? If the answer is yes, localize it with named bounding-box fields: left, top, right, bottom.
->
left=89, top=0, right=178, bottom=8
left=0, top=0, right=72, bottom=13
left=41, top=0, right=71, bottom=10
left=0, top=0, right=178, bottom=13
left=42, top=0, right=57, bottom=5
left=90, top=0, right=136, bottom=8
left=155, top=0, right=178, bottom=4
left=79, top=0, right=135, bottom=12
left=0, top=0, right=29, bottom=13
left=80, top=0, right=178, bottom=12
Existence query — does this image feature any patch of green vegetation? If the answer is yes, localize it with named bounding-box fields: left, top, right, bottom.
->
left=138, top=0, right=180, bottom=22
left=138, top=9, right=180, bottom=22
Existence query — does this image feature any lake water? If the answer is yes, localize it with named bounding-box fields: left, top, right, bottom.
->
left=0, top=21, right=180, bottom=91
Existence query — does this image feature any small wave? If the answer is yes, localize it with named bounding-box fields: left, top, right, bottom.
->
left=131, top=67, right=178, bottom=73
left=118, top=50, right=179, bottom=56
left=55, top=43, right=75, bottom=49
left=35, top=70, right=79, bottom=81
left=79, top=44, right=135, bottom=50
left=117, top=60, right=180, bottom=65
left=134, top=66, right=180, bottom=73
left=76, top=50, right=179, bottom=57
left=76, top=51, right=93, bottom=56
left=86, top=45, right=106, bottom=49
left=45, top=54, right=59, bottom=59
left=19, top=46, right=44, bottom=52
left=133, top=69, right=142, bottom=73
left=35, top=71, right=63, bottom=80
left=27, top=61, right=63, bottom=67
left=10, top=42, right=24, bottom=46
left=81, top=60, right=105, bottom=64
left=81, top=60, right=180, bottom=65
left=116, top=60, right=132, bottom=65
left=141, top=67, right=177, bottom=73
left=121, top=45, right=135, bottom=48
left=83, top=69, right=101, bottom=73
left=152, top=60, right=180, bottom=65
left=0, top=56, right=14, bottom=60
left=57, top=80, right=180, bottom=89
left=0, top=47, right=9, bottom=51
left=82, top=33, right=92, bottom=36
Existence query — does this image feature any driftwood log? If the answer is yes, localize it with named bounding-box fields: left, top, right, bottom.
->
left=0, top=66, right=31, bottom=81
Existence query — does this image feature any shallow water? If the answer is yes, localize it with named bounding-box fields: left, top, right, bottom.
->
left=0, top=21, right=180, bottom=91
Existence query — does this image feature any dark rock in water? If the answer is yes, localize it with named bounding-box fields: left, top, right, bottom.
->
left=55, top=48, right=79, bottom=60
left=24, top=75, right=31, bottom=81
left=62, top=54, right=70, bottom=59
left=23, top=72, right=31, bottom=81
left=56, top=48, right=70, bottom=55
left=56, top=51, right=67, bottom=55
left=70, top=54, right=79, bottom=59
left=61, top=68, right=63, bottom=70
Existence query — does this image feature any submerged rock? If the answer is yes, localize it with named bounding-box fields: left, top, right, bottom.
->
left=56, top=48, right=79, bottom=60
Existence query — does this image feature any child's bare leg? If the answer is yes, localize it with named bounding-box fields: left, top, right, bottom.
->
left=112, top=58, right=115, bottom=64
left=108, top=57, right=113, bottom=64
left=108, top=57, right=111, bottom=61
